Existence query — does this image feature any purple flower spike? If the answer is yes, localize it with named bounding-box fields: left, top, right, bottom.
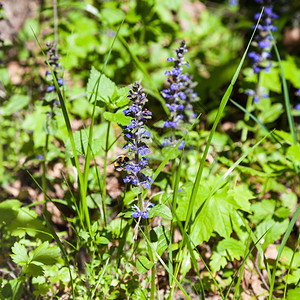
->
left=162, top=40, right=199, bottom=148
left=116, top=82, right=154, bottom=199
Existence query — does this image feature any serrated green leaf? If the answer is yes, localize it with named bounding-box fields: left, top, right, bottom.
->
left=103, top=110, right=131, bottom=126
left=210, top=252, right=227, bottom=273
left=87, top=66, right=116, bottom=105
left=23, top=262, right=44, bottom=277
left=136, top=256, right=154, bottom=274
left=148, top=204, right=172, bottom=220
left=190, top=185, right=251, bottom=245
left=31, top=242, right=60, bottom=265
left=11, top=242, right=29, bottom=265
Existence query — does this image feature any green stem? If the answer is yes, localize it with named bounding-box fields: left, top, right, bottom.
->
left=101, top=121, right=110, bottom=227
left=0, top=113, right=3, bottom=182
left=142, top=207, right=155, bottom=300
left=42, top=132, right=50, bottom=214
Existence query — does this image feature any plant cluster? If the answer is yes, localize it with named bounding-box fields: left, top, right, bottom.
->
left=0, top=0, right=300, bottom=299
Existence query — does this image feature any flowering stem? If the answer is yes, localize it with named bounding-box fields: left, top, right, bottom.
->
left=142, top=209, right=156, bottom=300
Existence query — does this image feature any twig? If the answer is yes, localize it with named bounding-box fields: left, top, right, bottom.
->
left=254, top=248, right=278, bottom=299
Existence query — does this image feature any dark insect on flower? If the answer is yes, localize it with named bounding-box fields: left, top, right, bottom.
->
left=116, top=81, right=153, bottom=191
left=114, top=155, right=130, bottom=171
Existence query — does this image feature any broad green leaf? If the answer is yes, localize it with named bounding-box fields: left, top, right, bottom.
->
left=281, top=192, right=297, bottom=211
left=274, top=207, right=290, bottom=219
left=148, top=204, right=172, bottom=220
left=3, top=95, right=30, bottom=115
left=286, top=269, right=300, bottom=285
left=107, top=218, right=127, bottom=238
left=287, top=287, right=300, bottom=300
left=101, top=7, right=124, bottom=25
left=257, top=218, right=289, bottom=249
left=287, top=144, right=300, bottom=165
left=279, top=246, right=300, bottom=268
left=103, top=110, right=131, bottom=126
left=87, top=66, right=115, bottom=105
left=23, top=262, right=44, bottom=277
left=97, top=236, right=110, bottom=244
left=150, top=225, right=170, bottom=257
left=217, top=238, right=246, bottom=260
left=228, top=185, right=254, bottom=213
left=250, top=199, right=276, bottom=224
left=11, top=242, right=29, bottom=265
left=64, top=124, right=114, bottom=160
left=281, top=56, right=300, bottom=88
left=210, top=252, right=227, bottom=273
left=175, top=182, right=209, bottom=221
left=274, top=130, right=294, bottom=145
left=31, top=242, right=60, bottom=265
left=136, top=256, right=154, bottom=274
left=260, top=67, right=281, bottom=93
left=7, top=207, right=46, bottom=238
left=190, top=185, right=251, bottom=245
left=0, top=200, right=22, bottom=223
left=259, top=103, right=283, bottom=123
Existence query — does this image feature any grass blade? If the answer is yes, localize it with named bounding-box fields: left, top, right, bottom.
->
left=184, top=8, right=265, bottom=233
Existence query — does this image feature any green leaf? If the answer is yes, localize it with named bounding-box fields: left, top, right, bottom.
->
left=287, top=144, right=300, bottom=165
left=281, top=56, right=300, bottom=88
left=257, top=218, right=289, bottom=249
left=148, top=204, right=172, bottom=220
left=250, top=199, right=276, bottom=224
left=274, top=130, right=294, bottom=145
left=210, top=252, right=227, bottom=273
left=136, top=256, right=154, bottom=274
left=31, top=242, right=60, bottom=265
left=217, top=238, right=246, bottom=260
left=260, top=67, right=281, bottom=93
left=64, top=124, right=114, bottom=160
left=11, top=242, right=29, bottom=266
left=190, top=185, right=251, bottom=245
left=97, top=236, right=110, bottom=244
left=3, top=95, right=30, bottom=115
left=87, top=66, right=116, bottom=105
left=287, top=287, right=300, bottom=300
left=7, top=207, right=46, bottom=238
left=150, top=225, right=170, bottom=257
left=103, top=110, right=131, bottom=126
left=274, top=207, right=290, bottom=219
left=0, top=200, right=22, bottom=223
left=281, top=192, right=297, bottom=212
left=23, top=262, right=44, bottom=277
